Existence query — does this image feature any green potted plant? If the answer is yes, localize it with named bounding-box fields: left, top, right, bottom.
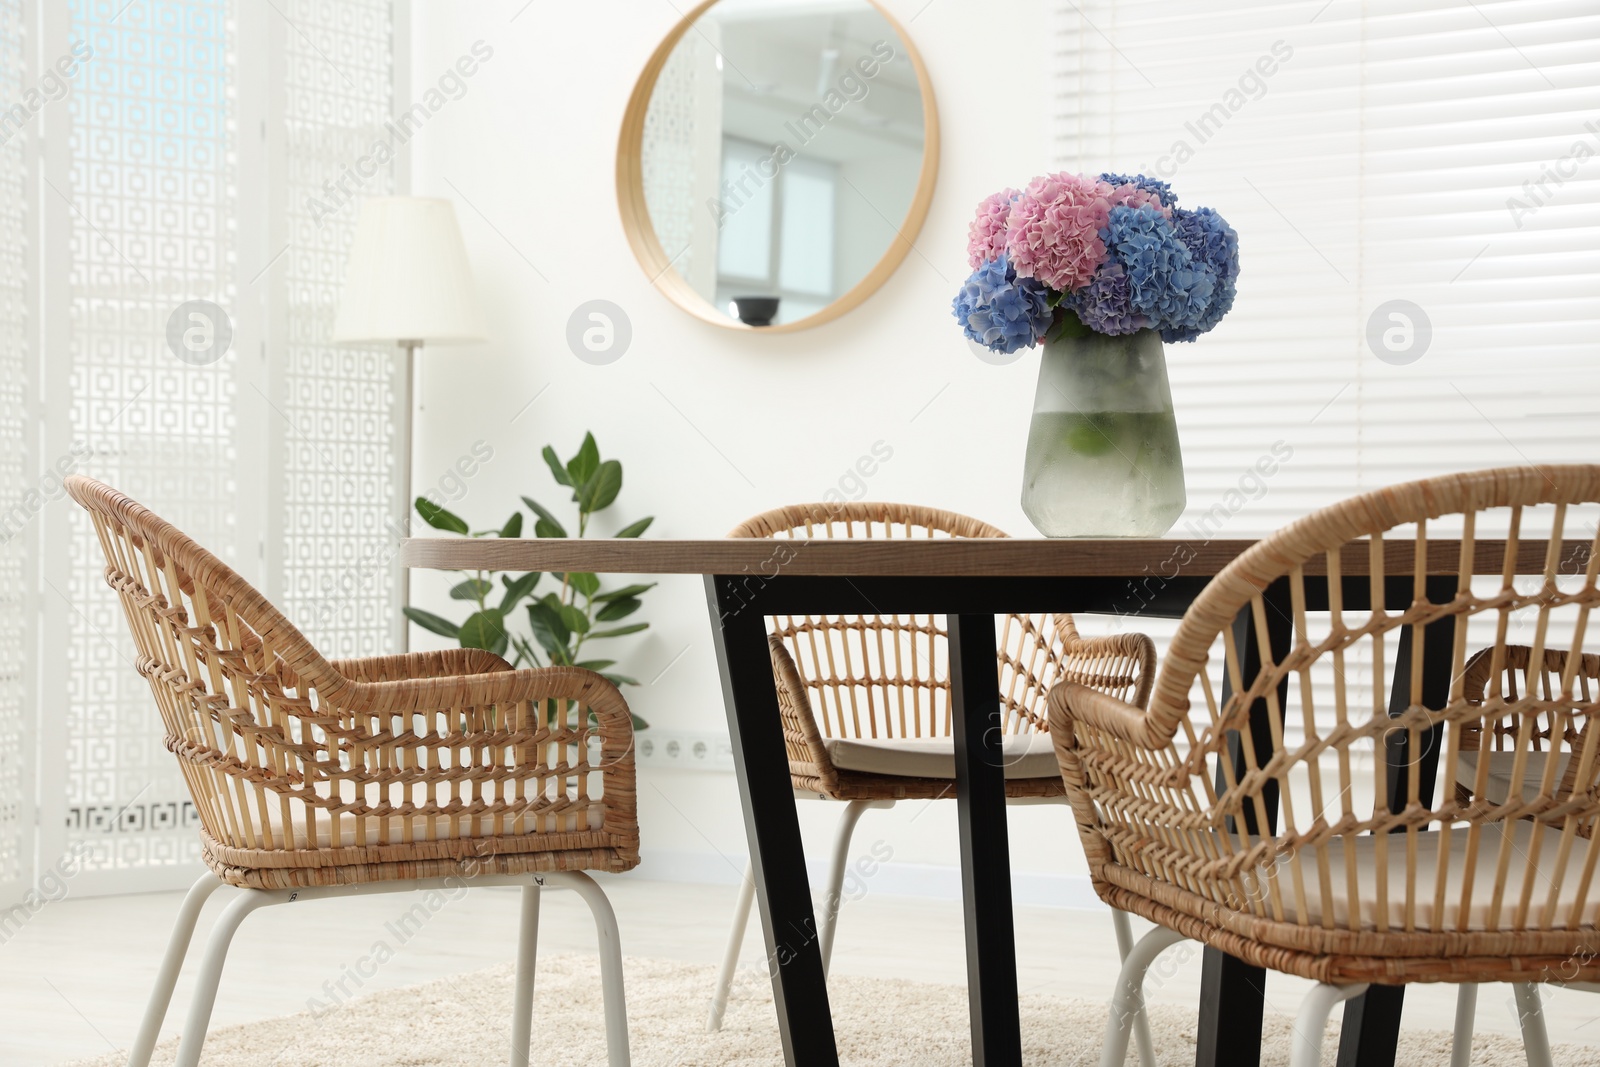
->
left=403, top=433, right=654, bottom=727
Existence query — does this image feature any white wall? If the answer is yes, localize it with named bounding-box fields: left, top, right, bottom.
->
left=406, top=0, right=1094, bottom=901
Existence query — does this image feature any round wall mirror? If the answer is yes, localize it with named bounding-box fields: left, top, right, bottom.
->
left=618, top=0, right=939, bottom=332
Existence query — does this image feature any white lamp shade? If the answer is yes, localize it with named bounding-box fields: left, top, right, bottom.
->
left=331, top=197, right=487, bottom=345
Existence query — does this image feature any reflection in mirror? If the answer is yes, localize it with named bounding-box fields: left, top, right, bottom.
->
left=638, top=0, right=929, bottom=328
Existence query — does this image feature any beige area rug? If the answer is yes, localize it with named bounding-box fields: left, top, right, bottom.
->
left=66, top=955, right=1598, bottom=1066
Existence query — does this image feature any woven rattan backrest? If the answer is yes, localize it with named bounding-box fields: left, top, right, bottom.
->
left=65, top=475, right=634, bottom=870
left=66, top=475, right=344, bottom=708
left=729, top=502, right=1095, bottom=740
left=1071, top=465, right=1600, bottom=936
left=65, top=476, right=349, bottom=841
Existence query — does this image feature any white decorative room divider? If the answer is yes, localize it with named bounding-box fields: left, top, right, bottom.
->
left=0, top=0, right=409, bottom=903
left=275, top=0, right=407, bottom=660
left=0, top=0, right=36, bottom=912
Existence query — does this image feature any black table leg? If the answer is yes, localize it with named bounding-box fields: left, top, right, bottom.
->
left=948, top=613, right=1022, bottom=1067
left=1196, top=593, right=1292, bottom=1067
left=1336, top=984, right=1407, bottom=1067
left=1337, top=576, right=1458, bottom=1067
left=705, top=575, right=838, bottom=1067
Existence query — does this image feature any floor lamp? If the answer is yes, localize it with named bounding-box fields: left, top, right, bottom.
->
left=331, top=197, right=487, bottom=643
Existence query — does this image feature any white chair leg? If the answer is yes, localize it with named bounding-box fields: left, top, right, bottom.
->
left=126, top=874, right=226, bottom=1067
left=1451, top=983, right=1478, bottom=1067
left=1110, top=909, right=1158, bottom=1067
left=172, top=888, right=276, bottom=1067
left=545, top=872, right=630, bottom=1067
left=1513, top=982, right=1552, bottom=1067
left=819, top=799, right=883, bottom=975
left=1100, top=925, right=1187, bottom=1067
left=508, top=882, right=541, bottom=1067
left=1289, top=982, right=1370, bottom=1067
left=707, top=865, right=756, bottom=1032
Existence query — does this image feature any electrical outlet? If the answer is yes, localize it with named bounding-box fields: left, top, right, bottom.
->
left=634, top=730, right=736, bottom=771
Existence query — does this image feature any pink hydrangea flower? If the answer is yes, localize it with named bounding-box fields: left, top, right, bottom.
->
left=1004, top=172, right=1113, bottom=292
left=1104, top=182, right=1172, bottom=218
left=967, top=188, right=1020, bottom=269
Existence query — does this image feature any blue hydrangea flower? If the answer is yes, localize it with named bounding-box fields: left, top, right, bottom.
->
left=1105, top=205, right=1213, bottom=338
left=1162, top=206, right=1240, bottom=341
left=1099, top=172, right=1176, bottom=210
left=1063, top=261, right=1147, bottom=336
left=951, top=253, right=1054, bottom=354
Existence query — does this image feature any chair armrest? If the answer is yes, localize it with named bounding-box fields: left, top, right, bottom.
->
left=341, top=664, right=631, bottom=734
left=1048, top=681, right=1158, bottom=750
left=766, top=635, right=840, bottom=794
left=1060, top=630, right=1159, bottom=709
left=329, top=648, right=514, bottom=684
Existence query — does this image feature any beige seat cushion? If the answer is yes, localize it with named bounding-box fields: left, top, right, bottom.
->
left=824, top=732, right=1058, bottom=780
left=1458, top=751, right=1571, bottom=805
left=1207, top=821, right=1596, bottom=931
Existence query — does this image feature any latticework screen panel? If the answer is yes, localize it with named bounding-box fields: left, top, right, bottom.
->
left=276, top=0, right=403, bottom=659
left=61, top=0, right=237, bottom=874
left=0, top=0, right=33, bottom=900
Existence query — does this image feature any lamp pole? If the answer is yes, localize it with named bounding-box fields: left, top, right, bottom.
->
left=399, top=337, right=420, bottom=651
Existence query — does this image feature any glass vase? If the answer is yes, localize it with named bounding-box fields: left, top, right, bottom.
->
left=1021, top=327, right=1186, bottom=537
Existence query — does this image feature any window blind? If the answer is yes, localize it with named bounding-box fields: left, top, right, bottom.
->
left=1050, top=0, right=1600, bottom=757
left=1051, top=0, right=1600, bottom=539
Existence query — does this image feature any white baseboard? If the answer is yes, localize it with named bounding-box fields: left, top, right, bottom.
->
left=632, top=848, right=1105, bottom=911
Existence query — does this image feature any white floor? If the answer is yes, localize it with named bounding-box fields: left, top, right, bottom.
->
left=3, top=875, right=1597, bottom=1065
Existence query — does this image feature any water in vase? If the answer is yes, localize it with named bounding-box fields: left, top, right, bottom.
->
left=1022, top=409, right=1186, bottom=536
left=1019, top=328, right=1186, bottom=537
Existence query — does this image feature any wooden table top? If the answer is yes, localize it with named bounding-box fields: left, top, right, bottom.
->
left=400, top=536, right=1587, bottom=578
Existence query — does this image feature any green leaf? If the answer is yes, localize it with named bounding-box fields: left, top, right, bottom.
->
left=566, top=571, right=600, bottom=598
left=450, top=578, right=494, bottom=601
left=566, top=432, right=600, bottom=489
left=457, top=609, right=509, bottom=656
left=576, top=460, right=622, bottom=513
left=402, top=607, right=460, bottom=638
left=614, top=516, right=653, bottom=538
left=1045, top=306, right=1092, bottom=343
left=520, top=496, right=568, bottom=539
left=558, top=603, right=590, bottom=634
left=602, top=672, right=641, bottom=688
left=498, top=571, right=540, bottom=612
left=628, top=711, right=650, bottom=729
left=526, top=601, right=570, bottom=655
left=588, top=622, right=648, bottom=640
left=510, top=635, right=540, bottom=669
left=595, top=597, right=641, bottom=622
left=541, top=446, right=573, bottom=487
left=499, top=512, right=524, bottom=539
left=575, top=659, right=617, bottom=671
left=594, top=582, right=656, bottom=602
left=415, top=498, right=469, bottom=535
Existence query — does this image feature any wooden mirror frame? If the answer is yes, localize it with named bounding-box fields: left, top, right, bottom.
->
left=616, top=0, right=940, bottom=334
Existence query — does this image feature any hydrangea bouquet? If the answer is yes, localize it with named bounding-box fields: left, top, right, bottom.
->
left=953, top=173, right=1239, bottom=354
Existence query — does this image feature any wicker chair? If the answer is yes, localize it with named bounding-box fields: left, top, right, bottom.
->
left=706, top=502, right=1158, bottom=1049
left=65, top=476, right=638, bottom=1067
left=1456, top=645, right=1600, bottom=810
left=1048, top=466, right=1600, bottom=1067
